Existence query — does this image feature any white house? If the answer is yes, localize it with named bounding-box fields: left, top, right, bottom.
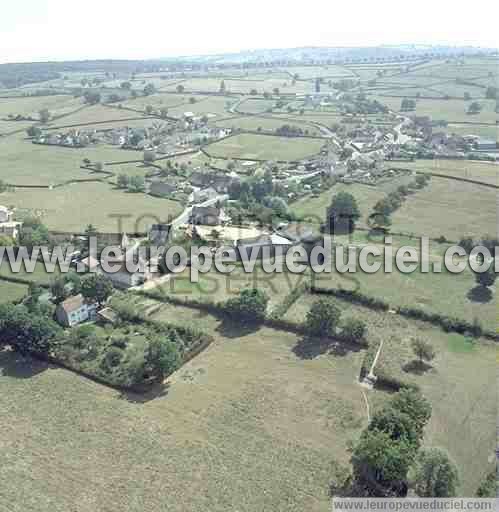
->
left=56, top=294, right=98, bottom=327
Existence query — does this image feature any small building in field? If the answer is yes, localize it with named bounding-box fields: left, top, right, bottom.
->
left=56, top=294, right=98, bottom=327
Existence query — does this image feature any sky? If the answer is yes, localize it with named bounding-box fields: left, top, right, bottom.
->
left=1, top=0, right=498, bottom=63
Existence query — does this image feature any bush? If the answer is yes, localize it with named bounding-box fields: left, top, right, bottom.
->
left=341, top=317, right=367, bottom=345
left=305, top=297, right=341, bottom=337
left=223, top=288, right=269, bottom=325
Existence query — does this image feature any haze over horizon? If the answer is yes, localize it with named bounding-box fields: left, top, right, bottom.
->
left=1, top=0, right=497, bottom=64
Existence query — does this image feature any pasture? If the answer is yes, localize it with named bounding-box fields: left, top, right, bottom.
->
left=203, top=133, right=325, bottom=161
left=394, top=159, right=499, bottom=186
left=370, top=95, right=497, bottom=124
left=282, top=294, right=496, bottom=495
left=0, top=181, right=181, bottom=232
left=0, top=318, right=367, bottom=511
left=211, top=115, right=322, bottom=136
left=390, top=177, right=497, bottom=240
left=0, top=280, right=28, bottom=303
left=0, top=94, right=83, bottom=120
left=0, top=133, right=140, bottom=186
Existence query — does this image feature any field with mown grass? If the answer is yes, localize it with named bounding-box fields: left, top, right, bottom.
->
left=0, top=280, right=28, bottom=303
left=390, top=177, right=497, bottom=240
left=204, top=133, right=325, bottom=161
left=0, top=133, right=141, bottom=186
left=393, top=159, right=499, bottom=186
left=0, top=181, right=181, bottom=232
left=0, top=313, right=368, bottom=511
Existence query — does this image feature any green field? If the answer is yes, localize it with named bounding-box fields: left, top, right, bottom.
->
left=0, top=280, right=28, bottom=303
left=0, top=181, right=181, bottom=232
left=0, top=319, right=367, bottom=511
left=281, top=294, right=496, bottom=495
left=204, top=133, right=325, bottom=161
left=390, top=177, right=497, bottom=240
left=211, top=115, right=322, bottom=135
left=0, top=133, right=142, bottom=186
left=372, top=96, right=498, bottom=124
left=0, top=94, right=83, bottom=120
left=0, top=260, right=59, bottom=286
left=394, top=159, right=499, bottom=186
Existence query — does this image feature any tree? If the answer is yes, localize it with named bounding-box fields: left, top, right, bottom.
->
left=224, top=288, right=268, bottom=325
left=467, top=101, right=482, bottom=114
left=143, top=83, right=156, bottom=96
left=476, top=470, right=497, bottom=497
left=176, top=84, right=185, bottom=93
left=27, top=125, right=42, bottom=137
left=273, top=87, right=280, bottom=96
left=411, top=448, right=459, bottom=497
left=145, top=335, right=181, bottom=381
left=0, top=303, right=61, bottom=355
left=38, top=108, right=50, bottom=123
left=145, top=104, right=153, bottom=115
left=390, top=388, right=432, bottom=438
left=305, top=298, right=341, bottom=338
left=351, top=429, right=415, bottom=496
left=143, top=149, right=156, bottom=164
left=341, top=317, right=367, bottom=344
left=485, top=86, right=497, bottom=100
left=83, top=91, right=101, bottom=105
left=116, top=174, right=130, bottom=189
left=120, top=81, right=132, bottom=90
left=369, top=407, right=420, bottom=448
left=0, top=235, right=13, bottom=246
left=219, top=80, right=226, bottom=93
left=327, top=192, right=360, bottom=234
left=475, top=267, right=496, bottom=288
left=0, top=179, right=7, bottom=193
left=81, top=274, right=113, bottom=306
left=160, top=107, right=169, bottom=119
left=128, top=175, right=146, bottom=193
left=411, top=338, right=436, bottom=365
left=18, top=217, right=50, bottom=249
left=50, top=275, right=69, bottom=304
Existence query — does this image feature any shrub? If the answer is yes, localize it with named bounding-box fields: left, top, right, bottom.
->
left=223, top=288, right=269, bottom=325
left=341, top=317, right=367, bottom=345
left=305, top=297, right=341, bottom=337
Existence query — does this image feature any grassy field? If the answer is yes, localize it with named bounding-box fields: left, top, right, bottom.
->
left=282, top=294, right=496, bottom=495
left=0, top=181, right=181, bottom=232
left=371, top=96, right=498, bottom=124
left=390, top=177, right=497, bottom=240
left=0, top=280, right=28, bottom=303
left=293, top=175, right=498, bottom=241
left=166, top=96, right=237, bottom=119
left=236, top=98, right=278, bottom=115
left=0, top=133, right=141, bottom=186
left=393, top=159, right=499, bottom=186
left=0, top=317, right=367, bottom=512
left=0, top=261, right=59, bottom=286
left=204, top=133, right=325, bottom=161
left=0, top=95, right=83, bottom=120
left=442, top=123, right=498, bottom=140
left=211, top=115, right=322, bottom=136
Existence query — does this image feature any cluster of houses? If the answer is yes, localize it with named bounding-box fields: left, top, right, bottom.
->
left=33, top=129, right=101, bottom=148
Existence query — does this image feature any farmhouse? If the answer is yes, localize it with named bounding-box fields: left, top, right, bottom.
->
left=190, top=206, right=223, bottom=226
left=189, top=170, right=240, bottom=193
left=56, top=294, right=98, bottom=327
